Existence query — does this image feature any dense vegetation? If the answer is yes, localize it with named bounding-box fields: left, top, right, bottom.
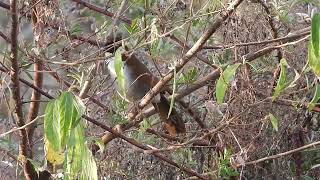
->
left=0, top=0, right=320, bottom=179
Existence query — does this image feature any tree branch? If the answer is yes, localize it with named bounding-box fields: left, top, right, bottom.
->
left=0, top=65, right=206, bottom=179
left=26, top=0, right=43, bottom=152
left=0, top=1, right=10, bottom=10
left=9, top=1, right=36, bottom=179
left=70, top=0, right=131, bottom=24
left=134, top=0, right=244, bottom=121
left=238, top=140, right=320, bottom=167
left=0, top=30, right=11, bottom=43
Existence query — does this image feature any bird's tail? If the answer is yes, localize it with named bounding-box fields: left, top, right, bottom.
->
left=152, top=93, right=186, bottom=136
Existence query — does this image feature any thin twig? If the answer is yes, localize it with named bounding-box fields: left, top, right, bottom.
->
left=239, top=140, right=320, bottom=166
left=135, top=0, right=245, bottom=121
left=0, top=115, right=44, bottom=137
left=0, top=65, right=206, bottom=180
left=70, top=0, right=131, bottom=24
left=202, top=27, right=310, bottom=50
left=0, top=30, right=11, bottom=43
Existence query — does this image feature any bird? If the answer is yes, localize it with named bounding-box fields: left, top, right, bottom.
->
left=107, top=52, right=186, bottom=136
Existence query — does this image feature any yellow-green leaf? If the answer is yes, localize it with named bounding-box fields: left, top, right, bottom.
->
left=45, top=138, right=64, bottom=165
left=308, top=13, right=320, bottom=76
left=312, top=14, right=320, bottom=58
left=269, top=113, right=279, bottom=132
left=114, top=49, right=126, bottom=96
left=308, top=84, right=320, bottom=111
left=168, top=65, right=176, bottom=118
left=216, top=63, right=240, bottom=104
left=66, top=125, right=98, bottom=180
left=44, top=92, right=87, bottom=167
left=273, top=59, right=287, bottom=100
left=44, top=101, right=61, bottom=151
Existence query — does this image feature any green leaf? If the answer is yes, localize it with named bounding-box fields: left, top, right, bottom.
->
left=312, top=13, right=320, bottom=58
left=302, top=175, right=315, bottom=180
left=123, top=18, right=139, bottom=34
left=216, top=63, right=240, bottom=104
left=308, top=13, right=320, bottom=76
left=21, top=61, right=32, bottom=69
left=44, top=92, right=97, bottom=179
left=70, top=23, right=83, bottom=36
left=97, top=20, right=110, bottom=37
left=66, top=125, right=98, bottom=180
left=269, top=113, right=279, bottom=132
left=44, top=138, right=65, bottom=165
left=308, top=84, right=320, bottom=111
left=114, top=49, right=126, bottom=97
left=168, top=65, right=176, bottom=118
left=44, top=101, right=61, bottom=151
left=59, top=92, right=75, bottom=147
left=273, top=59, right=287, bottom=100
left=180, top=67, right=197, bottom=84
left=71, top=95, right=85, bottom=128
left=218, top=148, right=239, bottom=178
left=44, top=92, right=85, bottom=152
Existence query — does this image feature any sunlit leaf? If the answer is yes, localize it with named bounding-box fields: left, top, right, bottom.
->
left=44, top=138, right=64, bottom=165
left=273, top=59, right=287, bottom=100
left=123, top=18, right=139, bottom=34
left=311, top=13, right=320, bottom=58
left=44, top=92, right=97, bottom=179
left=71, top=95, right=85, bottom=129
left=308, top=13, right=320, bottom=76
left=59, top=92, right=75, bottom=147
left=308, top=84, right=320, bottom=111
left=168, top=65, right=176, bottom=118
left=114, top=49, right=126, bottom=97
left=180, top=67, right=197, bottom=84
left=216, top=63, right=241, bottom=104
left=66, top=125, right=97, bottom=180
left=269, top=113, right=279, bottom=132
left=44, top=101, right=61, bottom=151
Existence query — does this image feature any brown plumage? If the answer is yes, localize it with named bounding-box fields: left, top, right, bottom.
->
left=108, top=52, right=186, bottom=135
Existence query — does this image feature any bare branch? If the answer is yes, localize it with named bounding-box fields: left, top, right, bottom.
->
left=135, top=0, right=245, bottom=120
left=70, top=0, right=131, bottom=24
left=9, top=0, right=37, bottom=179
left=0, top=1, right=10, bottom=10
left=0, top=30, right=11, bottom=43
left=239, top=140, right=320, bottom=166
left=26, top=0, right=43, bottom=150
left=0, top=66, right=205, bottom=179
